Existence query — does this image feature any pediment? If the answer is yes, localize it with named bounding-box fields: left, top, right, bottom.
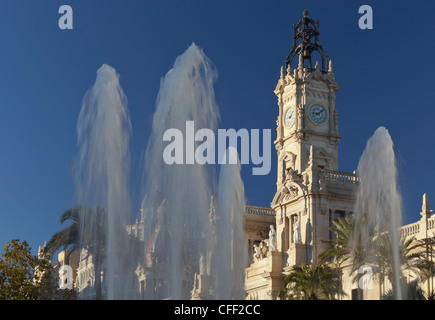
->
left=272, top=181, right=306, bottom=206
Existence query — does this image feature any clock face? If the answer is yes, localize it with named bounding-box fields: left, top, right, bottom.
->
left=309, top=104, right=327, bottom=124
left=284, top=107, right=295, bottom=127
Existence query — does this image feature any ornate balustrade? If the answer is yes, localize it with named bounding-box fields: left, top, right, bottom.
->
left=320, top=169, right=359, bottom=184
left=400, top=221, right=420, bottom=238
left=246, top=205, right=275, bottom=217
left=400, top=216, right=435, bottom=239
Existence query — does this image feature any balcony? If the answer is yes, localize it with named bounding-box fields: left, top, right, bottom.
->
left=320, top=169, right=359, bottom=185
left=246, top=206, right=275, bottom=217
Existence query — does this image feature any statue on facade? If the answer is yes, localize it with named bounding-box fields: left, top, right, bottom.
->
left=260, top=240, right=268, bottom=257
left=253, top=239, right=270, bottom=262
left=253, top=244, right=262, bottom=262
left=293, top=217, right=301, bottom=244
left=269, top=225, right=277, bottom=251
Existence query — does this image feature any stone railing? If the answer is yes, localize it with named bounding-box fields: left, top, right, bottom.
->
left=320, top=169, right=359, bottom=185
left=246, top=205, right=275, bottom=217
left=400, top=221, right=420, bottom=238
left=399, top=216, right=435, bottom=239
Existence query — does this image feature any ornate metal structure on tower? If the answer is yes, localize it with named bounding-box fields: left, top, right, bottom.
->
left=285, top=10, right=328, bottom=73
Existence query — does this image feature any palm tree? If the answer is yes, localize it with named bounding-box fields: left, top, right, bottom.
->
left=319, top=216, right=356, bottom=299
left=279, top=263, right=343, bottom=300
left=44, top=207, right=81, bottom=256
left=382, top=279, right=426, bottom=300
left=412, top=237, right=435, bottom=297
left=351, top=232, right=435, bottom=299
left=44, top=205, right=106, bottom=300
left=320, top=215, right=435, bottom=299
left=319, top=216, right=353, bottom=267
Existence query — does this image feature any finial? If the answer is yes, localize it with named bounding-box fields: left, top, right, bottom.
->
left=286, top=63, right=291, bottom=75
left=303, top=9, right=309, bottom=17
left=423, top=193, right=429, bottom=210
left=328, top=59, right=334, bottom=73
left=308, top=145, right=314, bottom=166
left=298, top=52, right=304, bottom=69
left=280, top=66, right=285, bottom=79
left=420, top=193, right=432, bottom=218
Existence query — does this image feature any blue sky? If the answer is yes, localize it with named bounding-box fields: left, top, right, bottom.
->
left=0, top=0, right=434, bottom=255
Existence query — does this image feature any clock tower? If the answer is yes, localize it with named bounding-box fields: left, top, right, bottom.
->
left=272, top=10, right=357, bottom=274
left=245, top=10, right=358, bottom=300
left=275, top=9, right=340, bottom=182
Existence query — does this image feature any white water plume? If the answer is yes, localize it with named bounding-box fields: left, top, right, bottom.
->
left=75, top=64, right=133, bottom=299
left=352, top=126, right=403, bottom=299
left=141, top=43, right=220, bottom=299
left=141, top=43, right=247, bottom=300
left=213, top=146, right=247, bottom=299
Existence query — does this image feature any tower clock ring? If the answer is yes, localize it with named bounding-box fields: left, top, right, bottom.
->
left=284, top=107, right=296, bottom=127
left=309, top=104, right=327, bottom=125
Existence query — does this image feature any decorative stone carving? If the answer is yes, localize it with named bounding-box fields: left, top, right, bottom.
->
left=284, top=185, right=299, bottom=201
left=284, top=151, right=297, bottom=171
left=303, top=173, right=309, bottom=185
left=253, top=239, right=270, bottom=262
left=272, top=179, right=306, bottom=206
left=297, top=106, right=304, bottom=129
left=286, top=64, right=292, bottom=77
left=297, top=125, right=304, bottom=138
left=328, top=59, right=334, bottom=74
left=318, top=171, right=326, bottom=190
left=253, top=244, right=262, bottom=262
left=278, top=211, right=284, bottom=225
left=333, top=109, right=339, bottom=133
left=285, top=168, right=298, bottom=183
left=289, top=185, right=298, bottom=197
